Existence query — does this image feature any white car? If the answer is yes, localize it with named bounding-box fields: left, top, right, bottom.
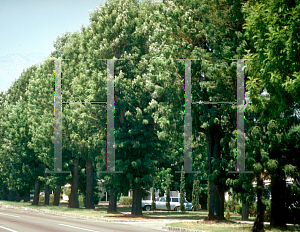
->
left=142, top=197, right=200, bottom=211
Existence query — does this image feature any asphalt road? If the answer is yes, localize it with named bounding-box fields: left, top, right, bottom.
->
left=0, top=207, right=179, bottom=232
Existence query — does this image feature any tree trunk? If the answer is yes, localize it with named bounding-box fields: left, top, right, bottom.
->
left=242, top=198, right=249, bottom=221
left=8, top=190, right=15, bottom=201
left=205, top=124, right=225, bottom=220
left=69, top=157, right=79, bottom=208
left=44, top=164, right=50, bottom=205
left=24, top=188, right=30, bottom=202
left=206, top=181, right=225, bottom=220
left=107, top=188, right=117, bottom=213
left=207, top=179, right=210, bottom=212
left=270, top=175, right=287, bottom=228
left=252, top=172, right=265, bottom=232
left=32, top=178, right=40, bottom=205
left=85, top=155, right=94, bottom=209
left=44, top=182, right=50, bottom=205
left=131, top=187, right=143, bottom=216
left=15, top=190, right=21, bottom=202
left=1, top=183, right=8, bottom=200
left=53, top=185, right=61, bottom=206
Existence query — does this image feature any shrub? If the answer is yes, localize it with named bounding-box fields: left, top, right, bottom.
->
left=93, top=192, right=100, bottom=205
left=100, top=194, right=109, bottom=201
left=235, top=204, right=242, bottom=215
left=50, top=194, right=54, bottom=203
left=79, top=194, right=84, bottom=207
left=65, top=189, right=71, bottom=197
left=263, top=199, right=271, bottom=222
left=225, top=200, right=232, bottom=212
left=39, top=194, right=54, bottom=203
left=248, top=201, right=257, bottom=217
left=119, top=196, right=132, bottom=205
left=192, top=180, right=200, bottom=211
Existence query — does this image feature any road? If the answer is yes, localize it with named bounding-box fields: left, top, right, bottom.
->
left=0, top=207, right=178, bottom=232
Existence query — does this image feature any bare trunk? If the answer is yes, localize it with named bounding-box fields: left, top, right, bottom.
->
left=206, top=181, right=225, bottom=220
left=242, top=198, right=249, bottom=221
left=270, top=176, right=287, bottom=228
left=69, top=157, right=79, bottom=208
left=44, top=182, right=50, bottom=205
left=32, top=178, right=40, bottom=205
left=53, top=185, right=61, bottom=206
left=44, top=164, right=50, bottom=205
left=8, top=190, right=15, bottom=201
left=205, top=124, right=225, bottom=220
left=24, top=188, right=30, bottom=202
left=1, top=183, right=8, bottom=200
left=131, top=187, right=143, bottom=215
left=85, top=155, right=94, bottom=209
left=252, top=172, right=265, bottom=232
left=15, top=190, right=20, bottom=202
left=107, top=188, right=117, bottom=213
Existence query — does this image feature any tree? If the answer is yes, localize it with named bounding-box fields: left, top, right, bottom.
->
left=0, top=66, right=38, bottom=203
left=141, top=0, right=249, bottom=220
left=243, top=0, right=300, bottom=228
left=180, top=166, right=185, bottom=211
left=32, top=178, right=41, bottom=205
left=192, top=179, right=200, bottom=211
left=151, top=180, right=156, bottom=211
left=53, top=185, right=61, bottom=206
left=166, top=175, right=171, bottom=211
left=85, top=0, right=171, bottom=216
left=107, top=188, right=117, bottom=213
left=68, top=154, right=79, bottom=208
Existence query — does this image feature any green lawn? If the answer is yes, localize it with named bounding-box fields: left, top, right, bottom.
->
left=0, top=200, right=255, bottom=221
left=165, top=221, right=300, bottom=232
left=143, top=210, right=256, bottom=221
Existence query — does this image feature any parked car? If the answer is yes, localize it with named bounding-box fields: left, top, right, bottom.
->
left=141, top=197, right=200, bottom=211
left=30, top=192, right=45, bottom=197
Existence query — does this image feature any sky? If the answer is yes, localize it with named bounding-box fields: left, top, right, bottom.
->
left=0, top=0, right=160, bottom=92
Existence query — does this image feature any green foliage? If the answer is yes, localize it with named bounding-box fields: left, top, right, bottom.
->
left=1, top=0, right=299, bottom=221
left=119, top=196, right=133, bottom=205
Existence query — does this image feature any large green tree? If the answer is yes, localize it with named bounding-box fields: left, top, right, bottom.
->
left=243, top=0, right=300, bottom=228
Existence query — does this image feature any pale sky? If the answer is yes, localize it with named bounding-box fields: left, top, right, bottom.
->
left=0, top=0, right=158, bottom=92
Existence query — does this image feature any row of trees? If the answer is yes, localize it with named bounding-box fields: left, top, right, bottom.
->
left=0, top=0, right=299, bottom=231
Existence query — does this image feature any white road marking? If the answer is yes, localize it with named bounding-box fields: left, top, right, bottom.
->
left=59, top=224, right=99, bottom=232
left=0, top=213, right=20, bottom=218
left=0, top=225, right=19, bottom=232
left=115, top=222, right=135, bottom=224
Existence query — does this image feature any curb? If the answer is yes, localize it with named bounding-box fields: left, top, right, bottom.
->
left=162, top=226, right=207, bottom=232
left=0, top=203, right=151, bottom=222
